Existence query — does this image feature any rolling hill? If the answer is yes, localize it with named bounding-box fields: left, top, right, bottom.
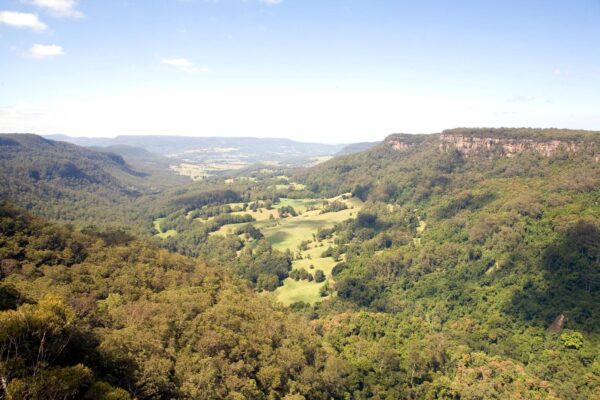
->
left=45, top=134, right=348, bottom=169
left=0, top=134, right=186, bottom=226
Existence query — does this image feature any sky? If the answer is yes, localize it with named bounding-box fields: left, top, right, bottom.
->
left=0, top=0, right=599, bottom=143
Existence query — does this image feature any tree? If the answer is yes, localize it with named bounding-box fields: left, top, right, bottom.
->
left=314, top=270, right=326, bottom=283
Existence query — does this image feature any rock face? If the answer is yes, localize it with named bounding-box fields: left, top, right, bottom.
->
left=385, top=133, right=431, bottom=152
left=548, top=313, right=567, bottom=333
left=389, top=137, right=415, bottom=151
left=385, top=128, right=600, bottom=160
left=438, top=134, right=580, bottom=157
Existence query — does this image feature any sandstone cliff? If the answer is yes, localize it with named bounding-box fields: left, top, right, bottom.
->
left=386, top=128, right=599, bottom=159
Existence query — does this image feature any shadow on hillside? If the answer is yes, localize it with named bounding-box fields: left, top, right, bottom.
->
left=506, top=220, right=600, bottom=333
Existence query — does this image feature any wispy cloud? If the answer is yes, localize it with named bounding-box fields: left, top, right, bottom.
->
left=507, top=95, right=535, bottom=103
left=23, top=0, right=83, bottom=18
left=161, top=58, right=209, bottom=73
left=0, top=11, right=47, bottom=31
left=553, top=68, right=571, bottom=77
left=27, top=44, right=64, bottom=58
left=260, top=0, right=282, bottom=4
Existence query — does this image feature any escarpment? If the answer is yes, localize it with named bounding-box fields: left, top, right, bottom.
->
left=438, top=133, right=580, bottom=157
left=387, top=128, right=600, bottom=159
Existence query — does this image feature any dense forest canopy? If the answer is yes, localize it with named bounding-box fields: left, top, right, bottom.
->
left=0, top=203, right=347, bottom=399
left=1, top=128, right=599, bottom=399
left=0, top=134, right=189, bottom=228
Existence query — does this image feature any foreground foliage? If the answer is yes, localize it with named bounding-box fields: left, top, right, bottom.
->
left=0, top=203, right=346, bottom=399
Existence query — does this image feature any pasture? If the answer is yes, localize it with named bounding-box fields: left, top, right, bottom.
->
left=273, top=277, right=328, bottom=305
left=205, top=194, right=362, bottom=305
left=153, top=218, right=177, bottom=239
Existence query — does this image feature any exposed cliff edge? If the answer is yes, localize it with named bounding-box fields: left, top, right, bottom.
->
left=386, top=133, right=431, bottom=151
left=438, top=133, right=580, bottom=157
left=386, top=128, right=600, bottom=160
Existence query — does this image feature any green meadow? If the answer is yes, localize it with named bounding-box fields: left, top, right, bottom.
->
left=238, top=196, right=361, bottom=304
left=273, top=277, right=328, bottom=305
left=262, top=209, right=353, bottom=251
left=153, top=218, right=177, bottom=239
left=198, top=195, right=362, bottom=305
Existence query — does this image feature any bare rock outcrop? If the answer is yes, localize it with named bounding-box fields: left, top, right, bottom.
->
left=385, top=128, right=599, bottom=159
left=438, top=134, right=580, bottom=157
left=389, top=137, right=415, bottom=151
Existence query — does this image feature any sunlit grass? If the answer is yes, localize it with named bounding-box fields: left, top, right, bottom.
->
left=210, top=195, right=362, bottom=306
left=153, top=218, right=177, bottom=239
left=273, top=277, right=328, bottom=306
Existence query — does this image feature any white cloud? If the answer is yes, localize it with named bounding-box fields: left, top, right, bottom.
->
left=161, top=58, right=209, bottom=73
left=507, top=95, right=535, bottom=103
left=161, top=58, right=194, bottom=68
left=553, top=68, right=570, bottom=77
left=260, top=0, right=282, bottom=4
left=28, top=44, right=64, bottom=58
left=0, top=11, right=47, bottom=31
left=24, top=0, right=83, bottom=18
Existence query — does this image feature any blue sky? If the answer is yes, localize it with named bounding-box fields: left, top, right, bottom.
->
left=0, top=0, right=599, bottom=143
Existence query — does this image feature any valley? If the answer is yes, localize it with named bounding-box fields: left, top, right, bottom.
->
left=154, top=185, right=364, bottom=305
left=2, top=2, right=598, bottom=398
left=46, top=134, right=355, bottom=180
left=1, top=128, right=599, bottom=399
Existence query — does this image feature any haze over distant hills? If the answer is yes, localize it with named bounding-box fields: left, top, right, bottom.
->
left=44, top=134, right=351, bottom=166
left=40, top=134, right=373, bottom=180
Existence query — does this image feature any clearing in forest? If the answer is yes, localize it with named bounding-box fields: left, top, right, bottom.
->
left=196, top=194, right=363, bottom=305
left=153, top=218, right=177, bottom=239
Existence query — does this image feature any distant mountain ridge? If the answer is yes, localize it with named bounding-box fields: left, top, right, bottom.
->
left=336, top=141, right=379, bottom=155
left=44, top=134, right=348, bottom=167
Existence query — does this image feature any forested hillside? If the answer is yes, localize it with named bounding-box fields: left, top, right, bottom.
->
left=0, top=134, right=185, bottom=228
left=1, top=128, right=599, bottom=399
left=0, top=203, right=347, bottom=399
left=293, top=127, right=600, bottom=398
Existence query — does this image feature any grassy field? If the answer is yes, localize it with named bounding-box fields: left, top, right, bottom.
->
left=273, top=277, right=328, bottom=305
left=153, top=218, right=177, bottom=239
left=210, top=194, right=363, bottom=305
left=170, top=162, right=249, bottom=181
left=230, top=208, right=278, bottom=221
left=272, top=249, right=337, bottom=305
left=262, top=210, right=349, bottom=251
left=210, top=218, right=273, bottom=236
left=156, top=194, right=360, bottom=304
left=213, top=196, right=362, bottom=250
left=275, top=198, right=321, bottom=213
left=293, top=243, right=337, bottom=273
left=272, top=238, right=340, bottom=305
left=216, top=197, right=331, bottom=234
